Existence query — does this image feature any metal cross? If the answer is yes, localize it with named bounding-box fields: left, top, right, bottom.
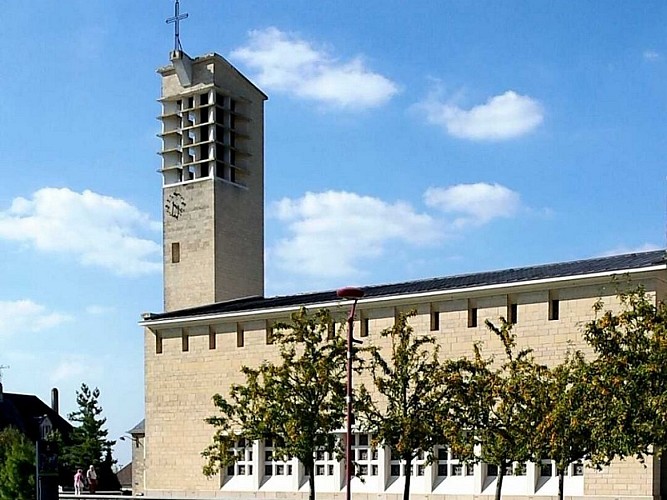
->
left=166, top=0, right=189, bottom=52
left=0, top=365, right=9, bottom=384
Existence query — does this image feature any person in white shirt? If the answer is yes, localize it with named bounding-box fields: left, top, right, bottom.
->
left=86, top=465, right=98, bottom=494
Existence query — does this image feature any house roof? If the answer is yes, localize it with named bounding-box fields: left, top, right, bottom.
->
left=128, top=419, right=144, bottom=436
left=0, top=390, right=73, bottom=442
left=144, top=250, right=666, bottom=322
left=116, top=462, right=132, bottom=488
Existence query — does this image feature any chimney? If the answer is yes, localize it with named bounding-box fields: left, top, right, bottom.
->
left=51, top=388, right=59, bottom=414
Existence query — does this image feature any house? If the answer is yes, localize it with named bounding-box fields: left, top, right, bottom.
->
left=0, top=384, right=72, bottom=444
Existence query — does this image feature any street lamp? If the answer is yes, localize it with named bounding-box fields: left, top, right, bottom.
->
left=336, top=286, right=365, bottom=500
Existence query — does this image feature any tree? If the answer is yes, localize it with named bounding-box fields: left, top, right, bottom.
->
left=0, top=427, right=35, bottom=500
left=447, top=318, right=550, bottom=500
left=203, top=307, right=347, bottom=500
left=533, top=350, right=596, bottom=500
left=63, top=383, right=119, bottom=490
left=582, top=287, right=667, bottom=463
left=357, top=311, right=450, bottom=500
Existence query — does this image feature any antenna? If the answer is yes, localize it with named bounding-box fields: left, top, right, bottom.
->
left=0, top=365, right=9, bottom=384
left=166, top=0, right=189, bottom=53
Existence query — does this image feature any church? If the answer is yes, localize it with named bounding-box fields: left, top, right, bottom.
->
left=139, top=40, right=667, bottom=499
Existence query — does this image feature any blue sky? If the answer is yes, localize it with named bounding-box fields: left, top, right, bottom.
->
left=0, top=1, right=665, bottom=466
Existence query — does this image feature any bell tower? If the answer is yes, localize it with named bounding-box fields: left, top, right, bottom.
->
left=157, top=47, right=267, bottom=312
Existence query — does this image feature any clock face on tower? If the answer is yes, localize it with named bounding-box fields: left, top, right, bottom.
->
left=165, top=192, right=187, bottom=220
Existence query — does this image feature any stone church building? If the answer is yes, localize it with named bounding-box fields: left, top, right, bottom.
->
left=140, top=46, right=667, bottom=499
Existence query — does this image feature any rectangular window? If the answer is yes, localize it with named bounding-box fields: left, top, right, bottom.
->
left=430, top=308, right=440, bottom=331
left=360, top=317, right=369, bottom=337
left=487, top=464, right=498, bottom=476
left=390, top=464, right=400, bottom=476
left=266, top=321, right=274, bottom=345
left=549, top=298, right=560, bottom=321
left=182, top=330, right=189, bottom=352
left=171, top=242, right=180, bottom=263
left=237, top=324, right=244, bottom=348
left=509, top=303, right=518, bottom=324
left=468, top=305, right=478, bottom=328
left=209, top=328, right=216, bottom=350
left=156, top=333, right=163, bottom=354
left=540, top=462, right=553, bottom=477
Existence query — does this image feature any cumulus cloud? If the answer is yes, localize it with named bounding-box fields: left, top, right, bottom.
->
left=0, top=300, right=72, bottom=338
left=50, top=356, right=98, bottom=384
left=231, top=27, right=399, bottom=109
left=424, top=183, right=521, bottom=227
left=271, top=191, right=438, bottom=278
left=418, top=90, right=543, bottom=140
left=85, top=305, right=115, bottom=315
left=0, top=188, right=161, bottom=276
left=643, top=50, right=661, bottom=61
left=600, top=243, right=662, bottom=257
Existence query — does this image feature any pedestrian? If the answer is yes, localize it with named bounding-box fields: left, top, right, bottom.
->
left=73, top=469, right=84, bottom=496
left=87, top=464, right=98, bottom=494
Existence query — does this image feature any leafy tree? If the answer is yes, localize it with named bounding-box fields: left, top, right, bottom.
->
left=357, top=311, right=450, bottom=500
left=63, top=383, right=119, bottom=490
left=582, top=287, right=667, bottom=463
left=203, top=307, right=347, bottom=500
left=533, top=350, right=595, bottom=500
left=447, top=318, right=550, bottom=500
left=0, top=427, right=35, bottom=500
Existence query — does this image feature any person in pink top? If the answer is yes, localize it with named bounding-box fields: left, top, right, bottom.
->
left=73, top=469, right=84, bottom=495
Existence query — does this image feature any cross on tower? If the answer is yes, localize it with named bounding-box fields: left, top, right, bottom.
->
left=166, top=0, right=189, bottom=53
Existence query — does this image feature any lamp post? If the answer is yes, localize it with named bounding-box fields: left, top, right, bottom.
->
left=336, top=286, right=365, bottom=500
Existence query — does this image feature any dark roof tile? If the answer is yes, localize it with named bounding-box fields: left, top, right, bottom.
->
left=145, top=250, right=666, bottom=321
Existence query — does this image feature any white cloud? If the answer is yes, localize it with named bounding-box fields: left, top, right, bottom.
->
left=271, top=191, right=439, bottom=278
left=424, top=183, right=521, bottom=227
left=600, top=243, right=662, bottom=257
left=231, top=27, right=399, bottom=109
left=419, top=90, right=543, bottom=140
left=50, top=356, right=99, bottom=384
left=643, top=50, right=661, bottom=61
left=85, top=305, right=115, bottom=315
left=0, top=187, right=161, bottom=276
left=0, top=300, right=72, bottom=338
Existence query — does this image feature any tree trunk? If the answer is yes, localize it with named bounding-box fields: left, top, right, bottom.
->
left=495, top=461, right=505, bottom=500
left=304, top=460, right=316, bottom=500
left=403, top=456, right=412, bottom=500
left=558, top=467, right=565, bottom=500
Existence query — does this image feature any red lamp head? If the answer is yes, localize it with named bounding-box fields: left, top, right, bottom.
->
left=336, top=287, right=365, bottom=299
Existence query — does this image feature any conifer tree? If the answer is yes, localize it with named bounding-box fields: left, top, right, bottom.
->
left=63, top=383, right=118, bottom=489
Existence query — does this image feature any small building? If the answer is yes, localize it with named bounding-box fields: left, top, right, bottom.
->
left=0, top=384, right=71, bottom=444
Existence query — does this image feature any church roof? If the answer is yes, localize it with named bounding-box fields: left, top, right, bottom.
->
left=145, top=249, right=666, bottom=322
